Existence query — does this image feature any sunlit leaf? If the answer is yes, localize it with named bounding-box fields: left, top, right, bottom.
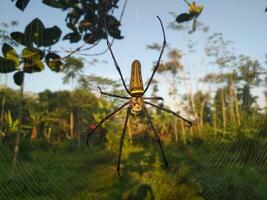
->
left=2, top=43, right=19, bottom=67
left=13, top=71, right=24, bottom=86
left=78, top=20, right=92, bottom=32
left=0, top=57, right=18, bottom=73
left=63, top=32, right=81, bottom=43
left=83, top=33, right=97, bottom=44
left=176, top=13, right=194, bottom=23
left=14, top=0, right=30, bottom=11
left=45, top=52, right=63, bottom=72
left=22, top=48, right=45, bottom=73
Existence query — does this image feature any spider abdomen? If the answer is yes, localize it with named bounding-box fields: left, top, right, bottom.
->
left=130, top=60, right=144, bottom=97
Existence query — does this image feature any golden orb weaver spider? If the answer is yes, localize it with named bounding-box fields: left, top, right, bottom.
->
left=87, top=16, right=192, bottom=176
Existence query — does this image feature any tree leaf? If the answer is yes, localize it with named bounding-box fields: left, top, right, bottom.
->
left=106, top=15, right=121, bottom=27
left=13, top=71, right=24, bottom=86
left=45, top=52, right=63, bottom=72
left=63, top=32, right=81, bottom=43
left=176, top=13, right=194, bottom=23
left=22, top=48, right=44, bottom=73
left=2, top=43, right=19, bottom=67
left=43, top=26, right=62, bottom=46
left=42, top=0, right=71, bottom=9
left=0, top=57, right=18, bottom=73
left=83, top=33, right=97, bottom=44
left=10, top=32, right=28, bottom=46
left=15, top=0, right=30, bottom=11
left=78, top=20, right=92, bottom=33
left=25, top=18, right=45, bottom=47
left=108, top=27, right=123, bottom=39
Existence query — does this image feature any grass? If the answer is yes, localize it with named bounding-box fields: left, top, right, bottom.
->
left=0, top=136, right=266, bottom=200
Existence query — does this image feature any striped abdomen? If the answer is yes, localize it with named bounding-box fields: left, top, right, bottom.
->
left=130, top=60, right=144, bottom=96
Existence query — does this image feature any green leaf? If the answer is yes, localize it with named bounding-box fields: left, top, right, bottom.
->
left=0, top=57, right=18, bottom=73
left=7, top=111, right=12, bottom=126
left=2, top=43, right=19, bottom=67
left=10, top=32, right=28, bottom=46
left=0, top=130, right=5, bottom=137
left=63, top=32, right=81, bottom=43
left=22, top=48, right=45, bottom=73
left=15, top=0, right=30, bottom=11
left=45, top=52, right=63, bottom=72
left=13, top=71, right=24, bottom=86
left=43, top=26, right=62, bottom=47
left=176, top=13, right=194, bottom=23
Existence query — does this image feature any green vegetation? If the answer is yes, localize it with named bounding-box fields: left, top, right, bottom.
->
left=0, top=83, right=266, bottom=199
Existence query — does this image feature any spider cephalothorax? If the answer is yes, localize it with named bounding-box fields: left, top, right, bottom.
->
left=87, top=16, right=192, bottom=176
left=130, top=97, right=144, bottom=116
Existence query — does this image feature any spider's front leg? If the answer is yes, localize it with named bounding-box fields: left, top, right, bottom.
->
left=98, top=86, right=130, bottom=100
left=143, top=106, right=169, bottom=168
left=144, top=16, right=166, bottom=94
left=105, top=34, right=131, bottom=95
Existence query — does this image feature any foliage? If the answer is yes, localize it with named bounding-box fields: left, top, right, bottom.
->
left=1, top=0, right=124, bottom=85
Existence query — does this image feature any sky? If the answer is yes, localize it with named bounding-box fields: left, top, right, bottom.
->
left=0, top=0, right=267, bottom=108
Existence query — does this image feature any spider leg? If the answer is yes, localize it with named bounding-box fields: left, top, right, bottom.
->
left=105, top=32, right=131, bottom=95
left=145, top=101, right=192, bottom=128
left=98, top=86, right=130, bottom=100
left=117, top=107, right=130, bottom=177
left=86, top=101, right=129, bottom=145
left=144, top=16, right=166, bottom=94
left=144, top=106, right=169, bottom=168
left=143, top=96, right=164, bottom=101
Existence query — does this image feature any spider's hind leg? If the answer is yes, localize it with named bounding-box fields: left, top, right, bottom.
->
left=144, top=107, right=169, bottom=168
left=117, top=107, right=130, bottom=176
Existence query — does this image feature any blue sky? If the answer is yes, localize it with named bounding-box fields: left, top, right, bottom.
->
left=0, top=0, right=266, bottom=107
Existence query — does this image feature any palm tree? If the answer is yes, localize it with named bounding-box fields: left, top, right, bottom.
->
left=62, top=57, right=84, bottom=140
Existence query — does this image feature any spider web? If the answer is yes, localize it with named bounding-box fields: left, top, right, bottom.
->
left=0, top=1, right=267, bottom=200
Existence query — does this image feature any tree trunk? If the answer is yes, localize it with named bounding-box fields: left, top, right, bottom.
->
left=12, top=80, right=24, bottom=176
left=220, top=89, right=226, bottom=135
left=31, top=125, right=38, bottom=141
left=180, top=120, right=186, bottom=145
left=174, top=118, right=178, bottom=143
left=199, top=101, right=206, bottom=127
left=228, top=83, right=235, bottom=123
left=70, top=111, right=74, bottom=138
left=212, top=106, right=217, bottom=136
left=44, top=127, right=52, bottom=142
left=233, top=88, right=240, bottom=126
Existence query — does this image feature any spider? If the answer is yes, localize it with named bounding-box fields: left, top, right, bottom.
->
left=87, top=16, right=192, bottom=176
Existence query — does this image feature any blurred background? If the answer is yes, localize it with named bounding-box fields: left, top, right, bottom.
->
left=0, top=0, right=267, bottom=199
